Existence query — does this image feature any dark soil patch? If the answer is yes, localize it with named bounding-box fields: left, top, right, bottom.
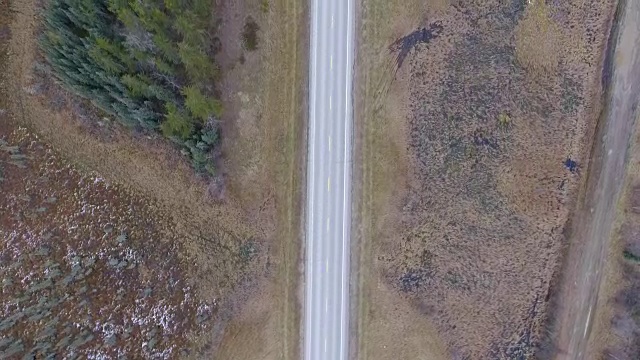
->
left=390, top=22, right=443, bottom=70
left=242, top=16, right=260, bottom=51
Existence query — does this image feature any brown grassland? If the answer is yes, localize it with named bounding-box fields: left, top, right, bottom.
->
left=355, top=0, right=616, bottom=358
left=1, top=0, right=305, bottom=357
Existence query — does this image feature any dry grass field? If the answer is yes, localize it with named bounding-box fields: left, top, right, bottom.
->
left=1, top=0, right=305, bottom=358
left=211, top=0, right=307, bottom=358
left=355, top=0, right=616, bottom=358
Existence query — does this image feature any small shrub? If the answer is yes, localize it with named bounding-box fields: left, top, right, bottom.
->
left=161, top=103, right=194, bottom=140
left=623, top=249, right=640, bottom=264
left=178, top=41, right=218, bottom=81
left=497, top=112, right=511, bottom=129
left=240, top=240, right=258, bottom=262
left=260, top=0, right=269, bottom=13
left=242, top=17, right=260, bottom=51
left=183, top=86, right=223, bottom=121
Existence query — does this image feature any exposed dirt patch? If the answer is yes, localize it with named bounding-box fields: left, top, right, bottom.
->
left=215, top=0, right=273, bottom=225
left=356, top=0, right=615, bottom=358
left=514, top=3, right=564, bottom=74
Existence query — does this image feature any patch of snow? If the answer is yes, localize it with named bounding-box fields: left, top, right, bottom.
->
left=150, top=301, right=176, bottom=332
left=143, top=344, right=175, bottom=360
left=85, top=349, right=110, bottom=360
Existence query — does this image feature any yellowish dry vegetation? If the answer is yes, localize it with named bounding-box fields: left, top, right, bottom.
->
left=515, top=2, right=564, bottom=73
left=355, top=0, right=450, bottom=359
left=210, top=0, right=307, bottom=357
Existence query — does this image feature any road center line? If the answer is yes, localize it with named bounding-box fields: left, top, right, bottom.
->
left=306, top=1, right=353, bottom=359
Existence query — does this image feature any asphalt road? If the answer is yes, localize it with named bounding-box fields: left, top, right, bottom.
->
left=554, top=1, right=640, bottom=358
left=304, top=0, right=354, bottom=358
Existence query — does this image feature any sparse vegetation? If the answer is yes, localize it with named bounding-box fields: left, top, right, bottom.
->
left=242, top=16, right=260, bottom=51
left=260, top=0, right=269, bottom=14
left=40, top=0, right=221, bottom=175
left=603, top=178, right=640, bottom=360
left=497, top=112, right=511, bottom=130
left=623, top=249, right=640, bottom=263
left=607, top=224, right=640, bottom=359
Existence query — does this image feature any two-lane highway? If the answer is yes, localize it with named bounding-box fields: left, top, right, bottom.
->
left=304, top=0, right=354, bottom=358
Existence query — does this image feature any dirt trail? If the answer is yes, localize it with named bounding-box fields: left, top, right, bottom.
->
left=554, top=0, right=640, bottom=358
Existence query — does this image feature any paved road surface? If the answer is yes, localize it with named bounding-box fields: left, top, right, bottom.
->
left=304, top=0, right=354, bottom=359
left=554, top=1, right=640, bottom=358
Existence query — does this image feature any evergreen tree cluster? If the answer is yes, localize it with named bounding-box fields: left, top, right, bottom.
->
left=40, top=0, right=222, bottom=175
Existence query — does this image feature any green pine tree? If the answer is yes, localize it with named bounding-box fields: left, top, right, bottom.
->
left=161, top=103, right=194, bottom=140
left=183, top=86, right=222, bottom=121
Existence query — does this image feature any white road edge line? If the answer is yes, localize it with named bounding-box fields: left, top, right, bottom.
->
left=305, top=0, right=319, bottom=357
left=584, top=305, right=592, bottom=338
left=340, top=0, right=352, bottom=358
